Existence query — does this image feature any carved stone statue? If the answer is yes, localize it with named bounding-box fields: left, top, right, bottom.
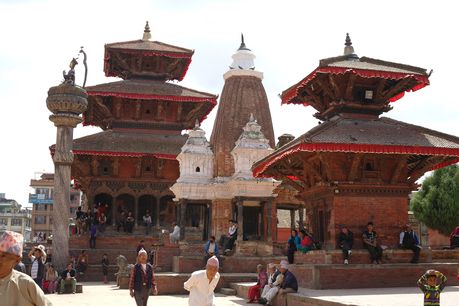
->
left=63, top=58, right=78, bottom=85
left=115, top=254, right=134, bottom=288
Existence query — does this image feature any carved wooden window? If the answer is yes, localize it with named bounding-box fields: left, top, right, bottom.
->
left=143, top=159, right=154, bottom=177
left=99, top=159, right=112, bottom=176
left=195, top=166, right=200, bottom=173
left=362, top=157, right=380, bottom=180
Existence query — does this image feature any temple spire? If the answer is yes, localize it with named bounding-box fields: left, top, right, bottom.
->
left=344, top=33, right=358, bottom=59
left=238, top=33, right=250, bottom=51
left=142, top=21, right=152, bottom=41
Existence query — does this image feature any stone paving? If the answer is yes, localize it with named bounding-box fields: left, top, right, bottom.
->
left=45, top=282, right=459, bottom=306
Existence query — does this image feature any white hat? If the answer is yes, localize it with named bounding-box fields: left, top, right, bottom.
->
left=34, top=244, right=47, bottom=258
left=207, top=256, right=219, bottom=268
left=280, top=260, right=289, bottom=269
left=138, top=248, right=147, bottom=256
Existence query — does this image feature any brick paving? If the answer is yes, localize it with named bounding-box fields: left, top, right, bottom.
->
left=45, top=282, right=250, bottom=306
left=45, top=282, right=459, bottom=306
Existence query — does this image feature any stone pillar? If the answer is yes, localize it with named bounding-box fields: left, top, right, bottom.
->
left=237, top=200, right=243, bottom=241
left=179, top=199, right=187, bottom=240
left=265, top=199, right=273, bottom=242
left=134, top=197, right=139, bottom=227
left=47, top=83, right=87, bottom=271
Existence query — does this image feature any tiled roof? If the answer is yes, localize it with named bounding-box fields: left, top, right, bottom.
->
left=320, top=56, right=427, bottom=75
left=285, top=116, right=459, bottom=150
left=69, top=130, right=187, bottom=157
left=105, top=40, right=193, bottom=56
left=86, top=79, right=217, bottom=101
left=253, top=116, right=459, bottom=177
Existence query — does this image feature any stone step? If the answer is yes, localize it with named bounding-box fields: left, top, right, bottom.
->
left=219, top=287, right=236, bottom=295
left=289, top=262, right=459, bottom=289
left=172, top=255, right=285, bottom=273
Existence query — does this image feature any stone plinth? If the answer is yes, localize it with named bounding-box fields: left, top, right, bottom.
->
left=235, top=241, right=274, bottom=256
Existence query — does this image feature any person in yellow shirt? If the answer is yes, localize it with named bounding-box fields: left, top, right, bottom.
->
left=0, top=230, right=53, bottom=306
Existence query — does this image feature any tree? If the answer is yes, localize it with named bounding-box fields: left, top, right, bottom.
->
left=410, top=164, right=459, bottom=236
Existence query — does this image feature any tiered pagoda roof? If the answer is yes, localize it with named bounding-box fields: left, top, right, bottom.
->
left=281, top=34, right=430, bottom=121
left=253, top=34, right=459, bottom=184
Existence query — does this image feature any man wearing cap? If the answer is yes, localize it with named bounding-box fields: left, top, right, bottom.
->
left=129, top=248, right=157, bottom=306
left=28, top=244, right=47, bottom=289
left=0, top=230, right=53, bottom=306
left=184, top=255, right=220, bottom=306
left=259, top=261, right=290, bottom=306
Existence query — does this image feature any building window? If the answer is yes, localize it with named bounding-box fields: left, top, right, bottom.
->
left=195, top=166, right=200, bottom=173
left=34, top=204, right=47, bottom=211
left=11, top=219, right=22, bottom=226
left=34, top=216, right=46, bottom=224
left=0, top=218, right=7, bottom=225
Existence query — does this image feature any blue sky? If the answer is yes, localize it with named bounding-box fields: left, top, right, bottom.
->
left=1, top=0, right=458, bottom=206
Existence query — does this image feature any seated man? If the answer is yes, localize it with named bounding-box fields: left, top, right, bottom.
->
left=77, top=250, right=88, bottom=275
left=338, top=225, right=354, bottom=264
left=362, top=222, right=383, bottom=264
left=169, top=222, right=180, bottom=244
left=277, top=260, right=298, bottom=306
left=259, top=262, right=285, bottom=306
left=223, top=220, right=238, bottom=255
left=204, top=236, right=220, bottom=265
left=58, top=263, right=77, bottom=294
left=399, top=223, right=421, bottom=263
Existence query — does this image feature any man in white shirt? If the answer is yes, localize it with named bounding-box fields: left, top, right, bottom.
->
left=184, top=256, right=220, bottom=306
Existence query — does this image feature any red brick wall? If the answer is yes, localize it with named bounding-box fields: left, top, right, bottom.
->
left=332, top=195, right=408, bottom=248
left=428, top=228, right=450, bottom=248
left=212, top=199, right=232, bottom=237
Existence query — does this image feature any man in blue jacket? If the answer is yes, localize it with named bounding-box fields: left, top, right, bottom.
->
left=204, top=236, right=220, bottom=266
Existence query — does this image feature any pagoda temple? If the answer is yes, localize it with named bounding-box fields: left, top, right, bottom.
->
left=65, top=23, right=217, bottom=229
left=253, top=34, right=459, bottom=249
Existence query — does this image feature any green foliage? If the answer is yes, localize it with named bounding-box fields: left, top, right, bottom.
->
left=410, top=164, right=459, bottom=236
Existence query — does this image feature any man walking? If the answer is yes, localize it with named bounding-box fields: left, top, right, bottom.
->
left=129, top=249, right=157, bottom=306
left=184, top=256, right=220, bottom=306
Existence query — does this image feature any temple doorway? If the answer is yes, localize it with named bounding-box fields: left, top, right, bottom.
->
left=243, top=205, right=262, bottom=241
left=185, top=203, right=210, bottom=241
left=94, top=193, right=113, bottom=225
left=138, top=195, right=157, bottom=225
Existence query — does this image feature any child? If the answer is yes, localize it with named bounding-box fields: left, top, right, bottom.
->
left=102, top=253, right=109, bottom=284
left=417, top=269, right=447, bottom=306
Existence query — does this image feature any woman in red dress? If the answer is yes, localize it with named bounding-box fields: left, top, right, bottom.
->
left=247, top=264, right=268, bottom=303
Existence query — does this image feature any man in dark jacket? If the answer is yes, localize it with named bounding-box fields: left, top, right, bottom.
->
left=400, top=223, right=421, bottom=263
left=58, top=263, right=77, bottom=294
left=129, top=249, right=157, bottom=306
left=338, top=225, right=354, bottom=264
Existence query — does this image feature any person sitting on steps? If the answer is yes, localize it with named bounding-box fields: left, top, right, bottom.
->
left=338, top=225, right=354, bottom=265
left=399, top=223, right=421, bottom=263
left=58, top=263, right=77, bottom=294
left=362, top=222, right=383, bottom=264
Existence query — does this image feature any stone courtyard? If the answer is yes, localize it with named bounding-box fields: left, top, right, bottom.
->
left=45, top=282, right=459, bottom=306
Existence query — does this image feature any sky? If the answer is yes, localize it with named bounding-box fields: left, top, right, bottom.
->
left=0, top=0, right=458, bottom=207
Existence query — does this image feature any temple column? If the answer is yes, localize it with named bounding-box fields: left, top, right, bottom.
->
left=290, top=209, right=295, bottom=230
left=46, top=83, right=87, bottom=271
left=299, top=206, right=304, bottom=231
left=134, top=197, right=139, bottom=227
left=265, top=199, right=273, bottom=242
left=179, top=199, right=187, bottom=240
left=155, top=196, right=160, bottom=228
left=237, top=199, right=243, bottom=241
